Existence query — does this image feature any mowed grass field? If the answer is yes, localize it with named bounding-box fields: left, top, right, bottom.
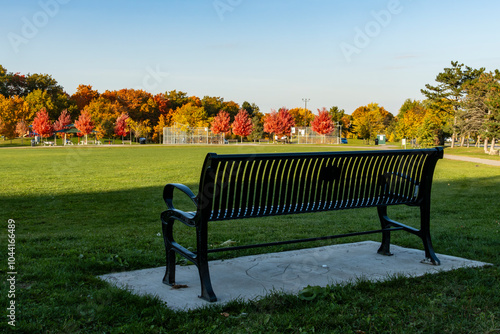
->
left=1, top=145, right=499, bottom=333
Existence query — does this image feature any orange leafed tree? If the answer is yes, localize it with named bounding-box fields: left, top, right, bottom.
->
left=75, top=110, right=94, bottom=144
left=232, top=109, right=253, bottom=142
left=264, top=107, right=295, bottom=142
left=71, top=84, right=99, bottom=111
left=32, top=108, right=54, bottom=139
left=211, top=110, right=231, bottom=140
left=311, top=108, right=335, bottom=135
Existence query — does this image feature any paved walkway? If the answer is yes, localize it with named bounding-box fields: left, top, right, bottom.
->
left=444, top=154, right=500, bottom=167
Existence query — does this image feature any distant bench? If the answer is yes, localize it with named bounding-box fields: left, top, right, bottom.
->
left=161, top=148, right=444, bottom=302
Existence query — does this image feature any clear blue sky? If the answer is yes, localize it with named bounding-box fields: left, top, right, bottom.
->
left=1, top=0, right=499, bottom=115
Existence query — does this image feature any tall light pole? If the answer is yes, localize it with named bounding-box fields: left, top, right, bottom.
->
left=302, top=98, right=310, bottom=111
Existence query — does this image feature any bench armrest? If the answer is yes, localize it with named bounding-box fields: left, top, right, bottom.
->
left=163, top=183, right=198, bottom=210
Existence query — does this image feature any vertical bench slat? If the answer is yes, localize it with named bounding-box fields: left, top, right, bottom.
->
left=372, top=154, right=388, bottom=206
left=239, top=160, right=252, bottom=217
left=255, top=159, right=270, bottom=216
left=272, top=159, right=287, bottom=215
left=310, top=157, right=325, bottom=211
left=382, top=154, right=398, bottom=205
left=262, top=160, right=278, bottom=216
left=301, top=158, right=316, bottom=211
left=317, top=157, right=332, bottom=211
left=398, top=154, right=413, bottom=201
left=410, top=154, right=426, bottom=199
left=219, top=160, right=236, bottom=219
left=248, top=159, right=262, bottom=216
left=287, top=158, right=302, bottom=213
left=212, top=160, right=225, bottom=219
left=342, top=156, right=357, bottom=209
left=355, top=155, right=371, bottom=207
left=310, top=157, right=327, bottom=211
left=327, top=156, right=344, bottom=210
left=283, top=158, right=298, bottom=213
left=402, top=154, right=419, bottom=200
left=230, top=160, right=245, bottom=218
left=352, top=156, right=367, bottom=207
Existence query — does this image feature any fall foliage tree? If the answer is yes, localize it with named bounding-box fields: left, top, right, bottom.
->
left=129, top=119, right=152, bottom=142
left=23, top=89, right=55, bottom=122
left=232, top=109, right=253, bottom=142
left=154, top=93, right=171, bottom=125
left=264, top=107, right=295, bottom=142
left=351, top=103, right=393, bottom=143
left=114, top=113, right=130, bottom=141
left=171, top=103, right=209, bottom=131
left=288, top=108, right=314, bottom=126
left=210, top=110, right=231, bottom=140
left=311, top=108, right=335, bottom=142
left=394, top=99, right=427, bottom=143
left=0, top=94, right=25, bottom=140
left=74, top=110, right=94, bottom=144
left=15, top=120, right=28, bottom=144
left=32, top=108, right=54, bottom=139
left=221, top=100, right=240, bottom=121
left=202, top=96, right=224, bottom=118
left=263, top=111, right=278, bottom=140
left=70, top=84, right=99, bottom=111
left=153, top=114, right=169, bottom=143
left=53, top=109, right=72, bottom=131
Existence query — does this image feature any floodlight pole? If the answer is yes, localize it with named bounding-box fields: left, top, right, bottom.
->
left=302, top=98, right=310, bottom=111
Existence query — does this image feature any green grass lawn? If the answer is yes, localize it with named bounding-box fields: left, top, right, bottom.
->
left=1, top=145, right=499, bottom=333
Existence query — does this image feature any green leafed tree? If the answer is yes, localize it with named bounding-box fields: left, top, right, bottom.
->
left=421, top=61, right=484, bottom=147
left=248, top=115, right=264, bottom=142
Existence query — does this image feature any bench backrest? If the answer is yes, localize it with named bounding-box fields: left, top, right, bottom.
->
left=197, top=148, right=443, bottom=222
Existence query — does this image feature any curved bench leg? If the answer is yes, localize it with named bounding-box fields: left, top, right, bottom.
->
left=161, top=214, right=176, bottom=285
left=196, top=222, right=217, bottom=302
left=420, top=203, right=440, bottom=265
left=197, top=260, right=217, bottom=302
left=377, top=206, right=393, bottom=256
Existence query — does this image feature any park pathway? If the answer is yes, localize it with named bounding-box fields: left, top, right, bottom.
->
left=444, top=154, right=500, bottom=167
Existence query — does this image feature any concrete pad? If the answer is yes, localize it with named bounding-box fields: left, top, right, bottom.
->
left=99, top=241, right=491, bottom=311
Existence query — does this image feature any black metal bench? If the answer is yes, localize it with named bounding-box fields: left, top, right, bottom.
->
left=161, top=147, right=444, bottom=302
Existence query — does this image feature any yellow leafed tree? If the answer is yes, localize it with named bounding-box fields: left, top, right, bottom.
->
left=171, top=103, right=209, bottom=131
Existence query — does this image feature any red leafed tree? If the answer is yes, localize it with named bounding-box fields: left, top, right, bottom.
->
left=232, top=109, right=253, bottom=142
left=264, top=107, right=295, bottom=142
left=53, top=109, right=72, bottom=137
left=32, top=108, right=54, bottom=139
left=114, top=113, right=130, bottom=142
left=75, top=110, right=94, bottom=144
left=210, top=110, right=231, bottom=141
left=311, top=108, right=335, bottom=140
left=263, top=110, right=278, bottom=138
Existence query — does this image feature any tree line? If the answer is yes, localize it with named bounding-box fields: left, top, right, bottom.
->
left=1, top=62, right=499, bottom=153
